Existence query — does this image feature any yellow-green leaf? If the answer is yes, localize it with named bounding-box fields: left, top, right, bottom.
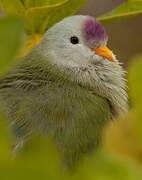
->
left=129, top=55, right=142, bottom=141
left=0, top=17, right=24, bottom=73
left=9, top=137, right=63, bottom=180
left=0, top=0, right=26, bottom=17
left=26, top=0, right=88, bottom=34
left=98, top=0, right=142, bottom=25
left=1, top=0, right=88, bottom=34
left=47, top=0, right=88, bottom=29
left=23, top=0, right=65, bottom=8
left=0, top=169, right=51, bottom=180
left=75, top=151, right=142, bottom=180
left=26, top=0, right=67, bottom=34
left=13, top=137, right=61, bottom=169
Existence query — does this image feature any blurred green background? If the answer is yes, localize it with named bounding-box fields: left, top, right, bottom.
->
left=0, top=0, right=142, bottom=179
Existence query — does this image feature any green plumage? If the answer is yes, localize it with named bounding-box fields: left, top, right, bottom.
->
left=0, top=48, right=111, bottom=167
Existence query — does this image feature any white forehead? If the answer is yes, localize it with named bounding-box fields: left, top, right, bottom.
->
left=56, top=15, right=88, bottom=28
left=46, top=15, right=88, bottom=38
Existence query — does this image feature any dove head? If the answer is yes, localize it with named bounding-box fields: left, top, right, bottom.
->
left=36, top=15, right=128, bottom=116
left=40, top=15, right=111, bottom=67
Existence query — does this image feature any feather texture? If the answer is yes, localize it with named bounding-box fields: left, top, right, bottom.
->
left=0, top=51, right=110, bottom=167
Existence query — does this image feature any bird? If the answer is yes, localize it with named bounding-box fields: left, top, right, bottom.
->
left=0, top=15, right=128, bottom=167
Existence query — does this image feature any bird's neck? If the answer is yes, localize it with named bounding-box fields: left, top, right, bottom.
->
left=21, top=47, right=128, bottom=117
left=60, top=64, right=128, bottom=117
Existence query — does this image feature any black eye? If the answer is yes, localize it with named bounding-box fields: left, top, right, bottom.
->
left=70, top=36, right=79, bottom=44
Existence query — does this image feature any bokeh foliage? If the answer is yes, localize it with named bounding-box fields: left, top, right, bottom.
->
left=98, top=0, right=142, bottom=24
left=0, top=17, right=24, bottom=73
left=0, top=0, right=88, bottom=34
left=0, top=0, right=142, bottom=179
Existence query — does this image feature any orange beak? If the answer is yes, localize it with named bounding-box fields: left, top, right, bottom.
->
left=93, top=45, right=117, bottom=62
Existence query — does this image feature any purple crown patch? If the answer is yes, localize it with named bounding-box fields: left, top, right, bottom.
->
left=82, top=16, right=108, bottom=48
